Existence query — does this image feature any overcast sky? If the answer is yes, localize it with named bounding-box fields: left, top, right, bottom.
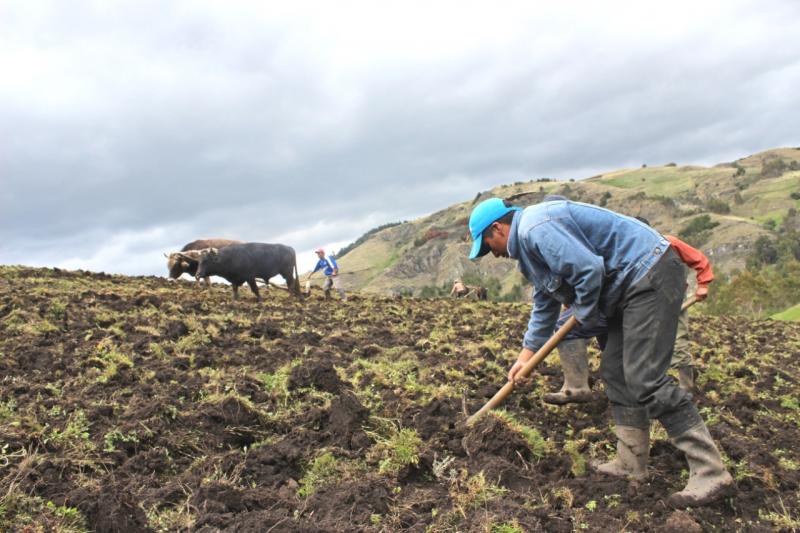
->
left=2, top=0, right=799, bottom=276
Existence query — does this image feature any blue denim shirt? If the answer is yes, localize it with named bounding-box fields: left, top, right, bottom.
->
left=507, top=200, right=669, bottom=352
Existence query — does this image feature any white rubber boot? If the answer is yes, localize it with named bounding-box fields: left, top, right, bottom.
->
left=592, top=425, right=649, bottom=481
left=543, top=339, right=595, bottom=405
left=668, top=422, right=734, bottom=507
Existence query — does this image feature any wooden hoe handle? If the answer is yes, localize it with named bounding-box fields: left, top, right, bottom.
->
left=466, top=315, right=578, bottom=426
left=681, top=296, right=698, bottom=312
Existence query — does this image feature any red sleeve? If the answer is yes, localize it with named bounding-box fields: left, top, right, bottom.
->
left=666, top=235, right=714, bottom=284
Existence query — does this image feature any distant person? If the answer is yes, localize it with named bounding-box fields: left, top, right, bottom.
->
left=450, top=279, right=488, bottom=300
left=639, top=217, right=712, bottom=393
left=466, top=197, right=732, bottom=506
left=308, top=248, right=347, bottom=301
left=450, top=279, right=469, bottom=298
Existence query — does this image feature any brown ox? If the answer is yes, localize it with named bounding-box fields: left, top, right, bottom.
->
left=165, top=238, right=242, bottom=288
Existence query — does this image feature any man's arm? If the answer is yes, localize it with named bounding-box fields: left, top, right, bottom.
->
left=510, top=286, right=561, bottom=383
left=309, top=260, right=323, bottom=278
left=522, top=287, right=562, bottom=352
left=666, top=235, right=714, bottom=300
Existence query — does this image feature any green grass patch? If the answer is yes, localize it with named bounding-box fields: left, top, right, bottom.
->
left=367, top=422, right=422, bottom=475
left=772, top=303, right=800, bottom=321
left=492, top=410, right=551, bottom=459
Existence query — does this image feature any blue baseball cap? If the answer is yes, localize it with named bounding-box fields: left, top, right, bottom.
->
left=468, top=198, right=521, bottom=260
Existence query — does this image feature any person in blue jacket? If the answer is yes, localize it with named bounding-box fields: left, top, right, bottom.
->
left=308, top=248, right=346, bottom=301
left=467, top=197, right=732, bottom=507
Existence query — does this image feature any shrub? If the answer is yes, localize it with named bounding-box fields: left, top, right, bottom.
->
left=707, top=230, right=800, bottom=317
left=706, top=198, right=731, bottom=214
left=762, top=159, right=788, bottom=179
left=679, top=215, right=719, bottom=237
left=678, top=215, right=719, bottom=247
left=749, top=236, right=779, bottom=267
left=651, top=195, right=677, bottom=209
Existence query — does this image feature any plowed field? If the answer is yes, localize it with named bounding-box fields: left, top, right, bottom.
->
left=1, top=266, right=799, bottom=532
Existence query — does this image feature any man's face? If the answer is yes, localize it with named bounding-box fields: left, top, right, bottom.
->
left=316, top=251, right=324, bottom=259
left=483, top=222, right=510, bottom=258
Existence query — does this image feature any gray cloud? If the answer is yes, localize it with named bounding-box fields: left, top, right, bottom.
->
left=2, top=0, right=799, bottom=275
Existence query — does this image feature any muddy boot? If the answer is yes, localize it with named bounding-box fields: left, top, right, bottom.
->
left=667, top=422, right=733, bottom=507
left=677, top=365, right=697, bottom=394
left=591, top=425, right=649, bottom=481
left=543, top=339, right=595, bottom=405
left=324, top=289, right=331, bottom=300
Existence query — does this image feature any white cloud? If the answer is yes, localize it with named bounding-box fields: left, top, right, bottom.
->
left=1, top=0, right=799, bottom=275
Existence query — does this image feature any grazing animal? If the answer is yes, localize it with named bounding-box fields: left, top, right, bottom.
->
left=166, top=239, right=242, bottom=287
left=195, top=242, right=301, bottom=301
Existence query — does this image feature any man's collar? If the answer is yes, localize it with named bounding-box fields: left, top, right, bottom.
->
left=507, top=210, right=522, bottom=259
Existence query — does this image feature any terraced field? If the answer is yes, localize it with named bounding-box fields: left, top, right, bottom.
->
left=1, top=266, right=799, bottom=532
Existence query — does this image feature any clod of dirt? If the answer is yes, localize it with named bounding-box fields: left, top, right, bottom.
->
left=413, top=397, right=461, bottom=439
left=134, top=293, right=162, bottom=308
left=657, top=510, right=703, bottom=533
left=288, top=359, right=344, bottom=393
left=165, top=320, right=189, bottom=339
left=191, top=481, right=248, bottom=514
left=198, top=396, right=263, bottom=447
left=300, top=476, right=392, bottom=530
left=461, top=414, right=533, bottom=462
left=239, top=438, right=303, bottom=488
left=326, top=391, right=370, bottom=449
left=70, top=487, right=151, bottom=533
left=249, top=322, right=283, bottom=339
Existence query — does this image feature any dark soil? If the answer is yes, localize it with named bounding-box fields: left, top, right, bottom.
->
left=1, top=266, right=799, bottom=532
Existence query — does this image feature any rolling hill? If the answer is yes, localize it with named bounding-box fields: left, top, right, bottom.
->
left=335, top=147, right=800, bottom=300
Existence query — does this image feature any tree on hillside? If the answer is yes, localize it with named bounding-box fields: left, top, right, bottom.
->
left=748, top=236, right=778, bottom=268
left=707, top=230, right=800, bottom=318
left=762, top=159, right=788, bottom=179
left=678, top=215, right=719, bottom=247
left=705, top=198, right=731, bottom=214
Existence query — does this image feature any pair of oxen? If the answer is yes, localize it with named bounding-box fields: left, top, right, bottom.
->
left=166, top=239, right=301, bottom=301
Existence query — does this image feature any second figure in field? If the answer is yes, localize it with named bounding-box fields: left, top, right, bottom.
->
left=308, top=248, right=347, bottom=301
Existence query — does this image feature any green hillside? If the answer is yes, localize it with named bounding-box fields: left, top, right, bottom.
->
left=334, top=147, right=800, bottom=302
left=773, top=303, right=800, bottom=321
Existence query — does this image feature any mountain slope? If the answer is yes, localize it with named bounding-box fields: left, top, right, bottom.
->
left=337, top=147, right=800, bottom=297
